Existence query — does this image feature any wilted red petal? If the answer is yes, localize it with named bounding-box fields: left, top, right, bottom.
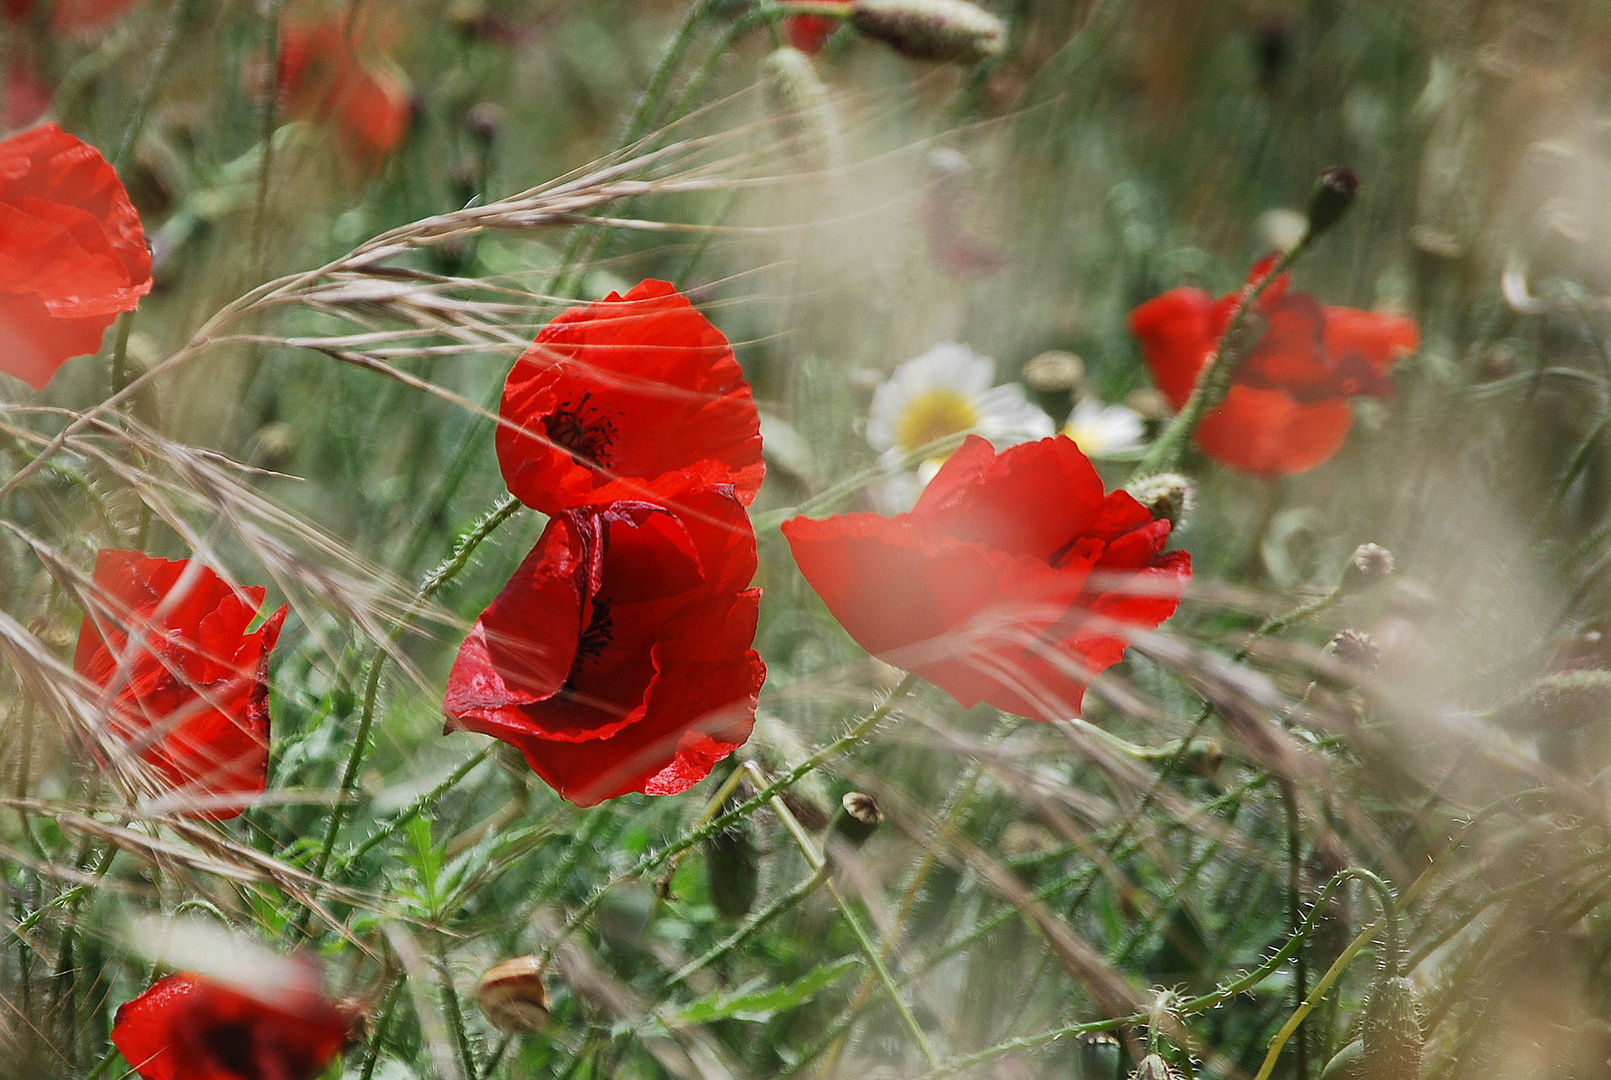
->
left=74, top=551, right=284, bottom=820
left=445, top=483, right=763, bottom=806
left=0, top=123, right=151, bottom=388
left=497, top=280, right=764, bottom=514
left=784, top=436, right=1190, bottom=721
left=113, top=967, right=350, bottom=1080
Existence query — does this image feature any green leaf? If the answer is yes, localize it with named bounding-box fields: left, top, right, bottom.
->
left=664, top=958, right=860, bottom=1027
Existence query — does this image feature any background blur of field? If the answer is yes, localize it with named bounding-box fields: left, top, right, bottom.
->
left=9, top=2, right=1611, bottom=1079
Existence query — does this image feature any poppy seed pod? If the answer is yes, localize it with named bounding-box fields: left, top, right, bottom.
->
left=1306, top=166, right=1361, bottom=239
left=849, top=0, right=1006, bottom=64
left=831, top=791, right=884, bottom=847
left=1022, top=350, right=1085, bottom=393
left=477, top=957, right=550, bottom=1034
left=1360, top=975, right=1423, bottom=1080
left=1324, top=629, right=1380, bottom=675
left=762, top=46, right=842, bottom=172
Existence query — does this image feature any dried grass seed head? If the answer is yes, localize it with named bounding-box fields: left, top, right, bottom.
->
left=849, top=0, right=1007, bottom=64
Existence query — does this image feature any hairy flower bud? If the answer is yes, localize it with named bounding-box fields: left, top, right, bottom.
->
left=1318, top=1039, right=1366, bottom=1080
left=1129, top=1054, right=1182, bottom=1080
left=1360, top=976, right=1423, bottom=1080
left=1341, top=542, right=1393, bottom=592
left=849, top=0, right=1006, bottom=64
left=706, top=818, right=762, bottom=919
left=1126, top=472, right=1194, bottom=530
left=1306, top=166, right=1360, bottom=239
left=762, top=46, right=842, bottom=171
left=477, top=957, right=550, bottom=1033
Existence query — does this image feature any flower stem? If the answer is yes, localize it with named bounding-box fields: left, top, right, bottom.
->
left=1132, top=239, right=1311, bottom=479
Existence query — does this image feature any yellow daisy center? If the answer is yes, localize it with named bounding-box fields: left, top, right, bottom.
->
left=896, top=389, right=980, bottom=454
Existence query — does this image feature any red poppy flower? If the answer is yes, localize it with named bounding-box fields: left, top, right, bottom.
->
left=74, top=550, right=286, bottom=820
left=782, top=435, right=1191, bottom=721
left=0, top=123, right=152, bottom=389
left=787, top=14, right=838, bottom=54
left=277, top=18, right=411, bottom=167
left=497, top=279, right=764, bottom=515
left=4, top=0, right=141, bottom=34
left=113, top=962, right=352, bottom=1080
left=1129, top=260, right=1419, bottom=475
left=445, top=480, right=765, bottom=806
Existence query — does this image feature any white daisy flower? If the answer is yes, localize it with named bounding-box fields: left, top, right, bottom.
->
left=867, top=342, right=1054, bottom=510
left=1060, top=398, right=1145, bottom=457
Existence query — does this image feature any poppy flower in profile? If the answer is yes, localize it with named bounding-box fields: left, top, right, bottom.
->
left=1129, top=259, right=1420, bottom=475
left=113, top=961, right=352, bottom=1080
left=783, top=435, right=1191, bottom=722
left=445, top=480, right=765, bottom=806
left=497, top=279, right=764, bottom=515
left=276, top=17, right=411, bottom=167
left=74, top=550, right=286, bottom=820
left=0, top=123, right=152, bottom=389
left=787, top=14, right=838, bottom=54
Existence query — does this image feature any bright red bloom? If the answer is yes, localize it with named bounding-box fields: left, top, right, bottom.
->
left=277, top=18, right=411, bottom=167
left=1129, top=260, right=1419, bottom=475
left=783, top=435, right=1190, bottom=721
left=497, top=279, right=764, bottom=514
left=787, top=14, right=838, bottom=54
left=445, top=480, right=765, bottom=806
left=113, top=962, right=351, bottom=1080
left=74, top=550, right=286, bottom=820
left=0, top=123, right=152, bottom=389
left=4, top=0, right=141, bottom=34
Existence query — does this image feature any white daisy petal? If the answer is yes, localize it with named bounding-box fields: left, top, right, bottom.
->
left=1061, top=400, right=1145, bottom=456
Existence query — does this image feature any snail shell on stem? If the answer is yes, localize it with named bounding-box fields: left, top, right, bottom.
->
left=477, top=956, right=550, bottom=1033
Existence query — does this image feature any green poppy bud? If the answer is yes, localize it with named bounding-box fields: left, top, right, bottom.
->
left=1360, top=976, right=1423, bottom=1080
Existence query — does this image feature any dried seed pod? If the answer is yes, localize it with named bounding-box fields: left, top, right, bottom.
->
left=849, top=0, right=1006, bottom=64
left=1324, top=630, right=1380, bottom=675
left=706, top=818, right=761, bottom=919
left=1129, top=1054, right=1182, bottom=1080
left=477, top=956, right=550, bottom=1034
left=1023, top=350, right=1084, bottom=393
left=1125, top=473, right=1194, bottom=530
left=831, top=791, right=883, bottom=847
left=1360, top=976, right=1423, bottom=1080
left=762, top=46, right=843, bottom=172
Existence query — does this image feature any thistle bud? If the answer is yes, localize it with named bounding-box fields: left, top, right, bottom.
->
left=1324, top=630, right=1380, bottom=675
left=830, top=791, right=883, bottom=847
left=1360, top=976, right=1423, bottom=1080
left=1128, top=1054, right=1182, bottom=1080
left=849, top=0, right=1006, bottom=64
left=1305, top=166, right=1360, bottom=239
left=1125, top=473, right=1194, bottom=530
left=705, top=819, right=761, bottom=919
left=762, top=46, right=843, bottom=172
left=1341, top=542, right=1393, bottom=592
left=1022, top=350, right=1084, bottom=393
left=477, top=956, right=550, bottom=1034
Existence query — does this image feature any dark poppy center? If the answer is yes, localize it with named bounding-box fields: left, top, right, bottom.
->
left=541, top=392, right=617, bottom=468
left=199, top=1019, right=258, bottom=1078
left=574, top=597, right=614, bottom=666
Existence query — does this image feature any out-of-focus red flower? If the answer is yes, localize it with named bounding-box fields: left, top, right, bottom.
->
left=5, top=0, right=141, bottom=35
left=277, top=17, right=411, bottom=166
left=113, top=961, right=352, bottom=1080
left=1129, top=259, right=1420, bottom=475
left=74, top=550, right=286, bottom=820
left=783, top=435, right=1190, bottom=721
left=787, top=14, right=838, bottom=54
left=0, top=123, right=151, bottom=389
left=445, top=480, right=765, bottom=806
left=497, top=279, right=765, bottom=515
left=3, top=52, right=53, bottom=130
